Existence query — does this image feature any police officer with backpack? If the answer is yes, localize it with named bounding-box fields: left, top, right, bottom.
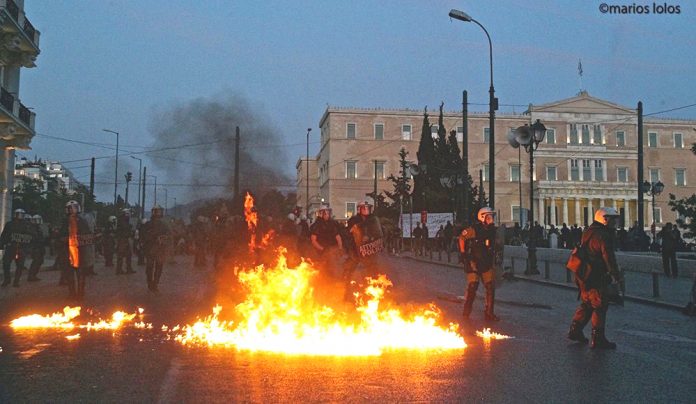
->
left=567, top=207, right=623, bottom=349
left=459, top=207, right=500, bottom=322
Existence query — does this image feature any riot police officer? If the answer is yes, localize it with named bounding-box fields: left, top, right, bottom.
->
left=27, top=214, right=47, bottom=282
left=567, top=207, right=623, bottom=349
left=61, top=200, right=96, bottom=300
left=102, top=216, right=117, bottom=267
left=459, top=207, right=499, bottom=322
left=115, top=209, right=134, bottom=274
left=141, top=205, right=171, bottom=292
left=1, top=209, right=35, bottom=287
left=309, top=204, right=343, bottom=275
left=343, top=198, right=384, bottom=298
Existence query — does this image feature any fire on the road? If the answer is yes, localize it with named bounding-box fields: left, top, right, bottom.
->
left=476, top=328, right=512, bottom=340
left=171, top=249, right=466, bottom=356
left=10, top=307, right=139, bottom=331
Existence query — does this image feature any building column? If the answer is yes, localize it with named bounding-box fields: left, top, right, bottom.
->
left=562, top=197, right=569, bottom=225
left=575, top=197, right=581, bottom=226
left=587, top=198, right=594, bottom=225
left=536, top=197, right=543, bottom=225
left=0, top=148, right=14, bottom=232
left=599, top=198, right=605, bottom=209
left=550, top=196, right=557, bottom=226
left=624, top=199, right=631, bottom=227
left=648, top=199, right=653, bottom=225
left=612, top=199, right=617, bottom=210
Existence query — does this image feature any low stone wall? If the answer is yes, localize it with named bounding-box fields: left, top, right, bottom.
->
left=505, top=246, right=696, bottom=279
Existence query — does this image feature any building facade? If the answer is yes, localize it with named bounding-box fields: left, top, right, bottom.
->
left=0, top=0, right=40, bottom=229
left=14, top=157, right=81, bottom=194
left=298, top=92, right=695, bottom=230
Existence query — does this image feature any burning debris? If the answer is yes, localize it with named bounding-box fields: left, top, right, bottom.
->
left=10, top=307, right=140, bottom=332
left=476, top=328, right=513, bottom=340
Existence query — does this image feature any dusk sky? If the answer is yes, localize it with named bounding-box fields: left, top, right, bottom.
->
left=17, top=0, right=696, bottom=205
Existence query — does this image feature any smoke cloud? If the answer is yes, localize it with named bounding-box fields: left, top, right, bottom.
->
left=146, top=91, right=290, bottom=201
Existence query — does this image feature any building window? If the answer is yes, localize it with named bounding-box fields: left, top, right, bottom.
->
left=346, top=202, right=356, bottom=218
left=648, top=132, right=658, bottom=148
left=347, top=123, right=356, bottom=139
left=593, top=125, right=602, bottom=145
left=402, top=124, right=412, bottom=140
left=675, top=168, right=686, bottom=186
left=483, top=128, right=490, bottom=144
left=509, top=165, right=520, bottom=182
left=511, top=205, right=526, bottom=224
left=674, top=133, right=683, bottom=148
left=581, top=125, right=590, bottom=144
left=570, top=159, right=579, bottom=181
left=456, top=126, right=464, bottom=142
left=374, top=123, right=384, bottom=140
left=346, top=161, right=357, bottom=179
left=654, top=208, right=662, bottom=224
left=483, top=164, right=489, bottom=181
left=547, top=166, right=557, bottom=181
left=431, top=125, right=439, bottom=138
left=569, top=124, right=579, bottom=144
left=616, top=131, right=625, bottom=147
left=546, top=129, right=556, bottom=144
left=582, top=160, right=592, bottom=181
left=594, top=160, right=603, bottom=181
left=649, top=168, right=660, bottom=183
left=374, top=161, right=385, bottom=179
left=617, top=167, right=628, bottom=182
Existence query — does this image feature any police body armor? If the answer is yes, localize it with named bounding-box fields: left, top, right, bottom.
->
left=463, top=222, right=496, bottom=274
left=350, top=215, right=384, bottom=258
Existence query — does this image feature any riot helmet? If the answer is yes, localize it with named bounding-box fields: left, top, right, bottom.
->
left=477, top=207, right=496, bottom=224
left=594, top=207, right=620, bottom=226
left=13, top=208, right=25, bottom=220
left=65, top=200, right=81, bottom=215
left=151, top=205, right=164, bottom=219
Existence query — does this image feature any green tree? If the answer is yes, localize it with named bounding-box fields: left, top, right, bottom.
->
left=668, top=142, right=696, bottom=238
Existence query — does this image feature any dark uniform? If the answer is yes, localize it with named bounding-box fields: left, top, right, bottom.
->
left=115, top=214, right=134, bottom=274
left=459, top=220, right=499, bottom=321
left=191, top=217, right=208, bottom=269
left=1, top=216, right=36, bottom=287
left=309, top=214, right=343, bottom=276
left=102, top=220, right=116, bottom=267
left=568, top=219, right=621, bottom=349
left=141, top=214, right=171, bottom=292
left=343, top=213, right=383, bottom=285
left=28, top=218, right=48, bottom=281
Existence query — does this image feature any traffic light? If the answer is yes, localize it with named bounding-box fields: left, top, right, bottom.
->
left=125, top=172, right=132, bottom=182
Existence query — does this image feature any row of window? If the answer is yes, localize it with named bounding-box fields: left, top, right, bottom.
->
left=483, top=161, right=687, bottom=186
left=344, top=160, right=386, bottom=179
left=510, top=205, right=665, bottom=225
left=342, top=123, right=686, bottom=149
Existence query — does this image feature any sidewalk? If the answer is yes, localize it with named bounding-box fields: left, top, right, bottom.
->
left=394, top=249, right=694, bottom=310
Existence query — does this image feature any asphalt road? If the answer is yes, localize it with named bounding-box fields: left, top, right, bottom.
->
left=1, top=254, right=695, bottom=403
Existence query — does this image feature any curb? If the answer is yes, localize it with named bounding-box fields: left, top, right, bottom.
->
left=395, top=253, right=685, bottom=312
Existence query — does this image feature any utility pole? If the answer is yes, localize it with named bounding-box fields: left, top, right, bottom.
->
left=89, top=157, right=95, bottom=199
left=373, top=160, right=378, bottom=205
left=141, top=166, right=147, bottom=219
left=234, top=126, right=240, bottom=201
left=462, top=90, right=469, bottom=225
left=637, top=101, right=644, bottom=230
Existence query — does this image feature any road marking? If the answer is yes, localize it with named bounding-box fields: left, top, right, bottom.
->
left=157, top=357, right=182, bottom=403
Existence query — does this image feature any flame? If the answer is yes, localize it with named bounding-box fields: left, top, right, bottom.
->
left=260, top=229, right=275, bottom=247
left=244, top=192, right=258, bottom=253
left=475, top=328, right=512, bottom=340
left=80, top=311, right=137, bottom=331
left=65, top=334, right=81, bottom=341
left=10, top=306, right=81, bottom=330
left=10, top=307, right=138, bottom=332
left=172, top=249, right=466, bottom=356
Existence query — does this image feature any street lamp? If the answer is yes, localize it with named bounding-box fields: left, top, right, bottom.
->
left=511, top=119, right=547, bottom=275
left=642, top=180, right=664, bottom=242
left=306, top=127, right=312, bottom=214
left=102, top=129, right=119, bottom=205
left=449, top=9, right=497, bottom=209
left=130, top=156, right=142, bottom=218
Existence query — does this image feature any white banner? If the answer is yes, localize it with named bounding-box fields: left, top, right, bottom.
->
left=400, top=212, right=454, bottom=238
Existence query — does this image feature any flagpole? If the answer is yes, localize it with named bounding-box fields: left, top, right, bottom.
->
left=578, top=59, right=584, bottom=93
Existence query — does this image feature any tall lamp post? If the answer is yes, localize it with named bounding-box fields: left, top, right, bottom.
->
left=305, top=127, right=312, bottom=215
left=130, top=156, right=142, bottom=219
left=146, top=174, right=157, bottom=207
left=102, top=128, right=119, bottom=205
left=642, top=180, right=664, bottom=242
left=449, top=9, right=497, bottom=209
left=511, top=119, right=547, bottom=275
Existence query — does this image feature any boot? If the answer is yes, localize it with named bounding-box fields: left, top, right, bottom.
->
left=77, top=276, right=86, bottom=300
left=567, top=321, right=589, bottom=344
left=462, top=282, right=478, bottom=319
left=484, top=282, right=499, bottom=322
left=591, top=328, right=616, bottom=349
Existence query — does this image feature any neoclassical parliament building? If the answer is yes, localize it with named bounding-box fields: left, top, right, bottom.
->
left=297, top=92, right=695, bottom=230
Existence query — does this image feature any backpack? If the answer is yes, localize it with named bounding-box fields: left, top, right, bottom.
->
left=566, top=229, right=595, bottom=285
